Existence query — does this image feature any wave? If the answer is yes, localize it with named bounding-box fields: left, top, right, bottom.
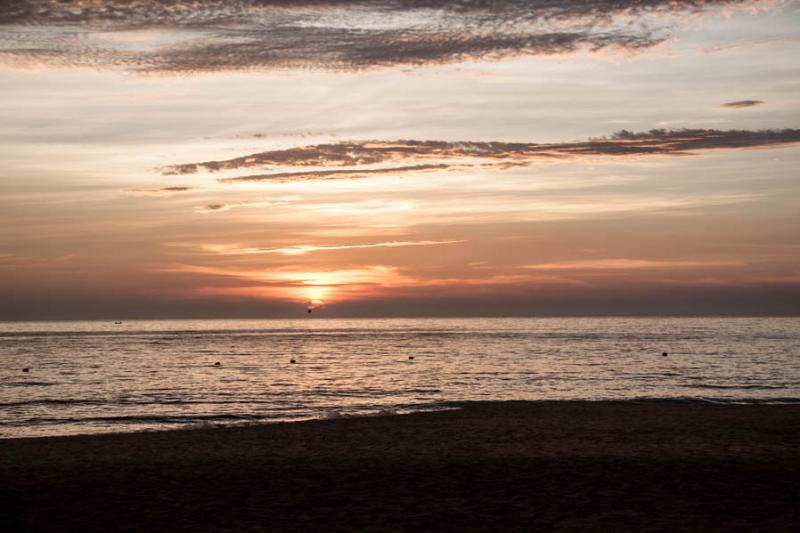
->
left=681, top=384, right=790, bottom=390
left=447, top=397, right=800, bottom=407
left=0, top=389, right=444, bottom=409
left=0, top=398, right=298, bottom=408
left=0, top=399, right=105, bottom=407
left=5, top=403, right=456, bottom=427
left=5, top=398, right=800, bottom=439
left=7, top=413, right=274, bottom=426
left=3, top=381, right=58, bottom=387
left=605, top=396, right=800, bottom=405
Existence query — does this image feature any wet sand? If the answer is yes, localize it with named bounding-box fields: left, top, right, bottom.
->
left=2, top=401, right=799, bottom=532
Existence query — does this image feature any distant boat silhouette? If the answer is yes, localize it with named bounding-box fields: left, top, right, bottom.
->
left=22, top=368, right=30, bottom=373
left=214, top=361, right=221, bottom=367
left=290, top=358, right=297, bottom=364
left=114, top=321, right=122, bottom=325
left=662, top=352, right=668, bottom=357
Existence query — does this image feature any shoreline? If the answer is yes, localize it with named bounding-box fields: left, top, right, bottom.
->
left=3, top=400, right=799, bottom=531
left=5, top=397, right=800, bottom=442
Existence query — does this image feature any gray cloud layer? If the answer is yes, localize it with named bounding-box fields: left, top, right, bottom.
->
left=161, top=128, right=800, bottom=179
left=0, top=0, right=757, bottom=72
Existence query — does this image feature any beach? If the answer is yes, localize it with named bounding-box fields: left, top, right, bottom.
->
left=2, top=400, right=799, bottom=532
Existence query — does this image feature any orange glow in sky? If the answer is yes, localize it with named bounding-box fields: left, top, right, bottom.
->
left=1, top=0, right=799, bottom=318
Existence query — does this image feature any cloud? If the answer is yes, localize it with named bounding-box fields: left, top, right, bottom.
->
left=127, top=186, right=197, bottom=197
left=199, top=240, right=465, bottom=256
left=0, top=1, right=765, bottom=73
left=195, top=200, right=289, bottom=213
left=523, top=258, right=744, bottom=270
left=166, top=262, right=587, bottom=304
left=703, top=37, right=800, bottom=54
left=217, top=164, right=453, bottom=183
left=197, top=204, right=230, bottom=212
left=167, top=263, right=406, bottom=302
left=722, top=100, right=765, bottom=109
left=164, top=128, right=800, bottom=178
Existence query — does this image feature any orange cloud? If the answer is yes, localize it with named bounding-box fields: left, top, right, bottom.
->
left=195, top=200, right=290, bottom=213
left=523, top=258, right=745, bottom=270
left=164, top=260, right=597, bottom=306
left=199, top=240, right=465, bottom=256
left=172, top=264, right=407, bottom=303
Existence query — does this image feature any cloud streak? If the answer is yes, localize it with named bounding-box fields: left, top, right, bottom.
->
left=200, top=240, right=465, bottom=256
left=163, top=128, right=800, bottom=179
left=166, top=262, right=586, bottom=304
left=0, top=1, right=765, bottom=73
left=196, top=200, right=289, bottom=213
left=722, top=100, right=765, bottom=108
left=127, top=186, right=197, bottom=197
left=167, top=263, right=405, bottom=302
left=523, top=258, right=744, bottom=270
left=217, top=164, right=452, bottom=183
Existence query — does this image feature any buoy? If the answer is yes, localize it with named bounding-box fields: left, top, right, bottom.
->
left=22, top=368, right=30, bottom=373
left=408, top=356, right=414, bottom=360
left=290, top=358, right=296, bottom=364
left=214, top=361, right=221, bottom=366
left=662, top=352, right=668, bottom=357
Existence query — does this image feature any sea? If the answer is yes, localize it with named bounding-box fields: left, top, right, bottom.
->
left=1, top=317, right=799, bottom=438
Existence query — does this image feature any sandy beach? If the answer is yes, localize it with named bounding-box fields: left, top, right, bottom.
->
left=2, top=401, right=799, bottom=532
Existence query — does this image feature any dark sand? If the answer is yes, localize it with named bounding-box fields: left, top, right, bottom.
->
left=2, top=401, right=799, bottom=532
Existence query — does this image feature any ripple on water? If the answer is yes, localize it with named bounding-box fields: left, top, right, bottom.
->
left=1, top=317, right=799, bottom=438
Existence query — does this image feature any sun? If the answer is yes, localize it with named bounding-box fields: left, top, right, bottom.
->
left=304, top=286, right=329, bottom=312
left=306, top=299, right=325, bottom=313
left=303, top=285, right=330, bottom=304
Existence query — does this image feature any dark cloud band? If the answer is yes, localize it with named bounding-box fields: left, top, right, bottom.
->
left=164, top=128, right=800, bottom=178
left=218, top=164, right=452, bottom=183
left=0, top=0, right=759, bottom=73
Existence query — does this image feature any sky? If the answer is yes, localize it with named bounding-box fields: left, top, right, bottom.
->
left=1, top=0, right=799, bottom=319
